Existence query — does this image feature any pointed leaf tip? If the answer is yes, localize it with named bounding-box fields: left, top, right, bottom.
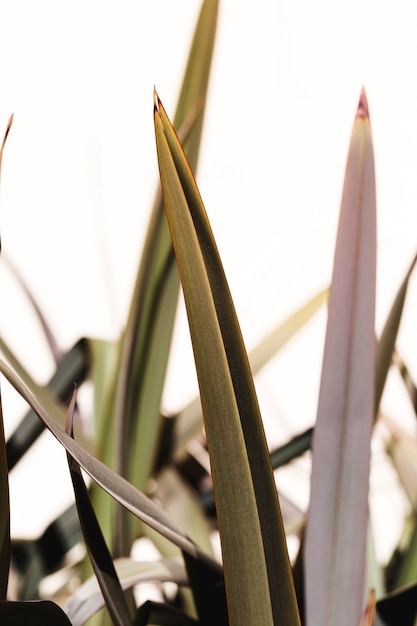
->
left=357, top=88, right=369, bottom=119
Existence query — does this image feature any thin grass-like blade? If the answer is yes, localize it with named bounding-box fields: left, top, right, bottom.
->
left=65, top=557, right=188, bottom=626
left=115, top=0, right=218, bottom=556
left=3, top=254, right=63, bottom=363
left=304, top=90, right=377, bottom=626
left=376, top=251, right=417, bottom=414
left=0, top=359, right=221, bottom=577
left=65, top=387, right=133, bottom=626
left=154, top=93, right=300, bottom=626
left=0, top=398, right=10, bottom=600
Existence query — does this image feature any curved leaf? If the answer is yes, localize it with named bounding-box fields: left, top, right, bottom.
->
left=65, top=557, right=188, bottom=626
left=0, top=358, right=221, bottom=578
left=0, top=600, right=72, bottom=625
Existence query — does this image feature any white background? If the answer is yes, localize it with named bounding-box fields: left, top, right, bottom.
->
left=1, top=0, right=416, bottom=561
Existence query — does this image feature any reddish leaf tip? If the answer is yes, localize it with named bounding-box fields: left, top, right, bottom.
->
left=153, top=87, right=161, bottom=116
left=357, top=88, right=369, bottom=119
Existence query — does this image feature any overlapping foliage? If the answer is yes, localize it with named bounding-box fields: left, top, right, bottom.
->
left=1, top=1, right=416, bottom=624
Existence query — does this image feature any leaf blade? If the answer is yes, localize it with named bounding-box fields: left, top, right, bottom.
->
left=304, top=90, right=377, bottom=626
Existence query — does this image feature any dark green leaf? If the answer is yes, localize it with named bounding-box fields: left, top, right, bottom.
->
left=0, top=600, right=72, bottom=625
left=65, top=387, right=133, bottom=626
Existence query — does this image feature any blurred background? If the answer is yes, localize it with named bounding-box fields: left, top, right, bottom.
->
left=0, top=0, right=416, bottom=565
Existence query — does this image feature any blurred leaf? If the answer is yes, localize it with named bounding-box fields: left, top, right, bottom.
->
left=0, top=113, right=13, bottom=186
left=11, top=504, right=82, bottom=600
left=304, top=90, right=377, bottom=626
left=0, top=358, right=221, bottom=576
left=3, top=255, right=62, bottom=364
left=87, top=338, right=122, bottom=557
left=0, top=397, right=10, bottom=600
left=65, top=387, right=133, bottom=626
left=3, top=337, right=91, bottom=470
left=384, top=416, right=417, bottom=512
left=376, top=583, right=417, bottom=626
left=393, top=350, right=417, bottom=415
left=134, top=600, right=198, bottom=626
left=376, top=251, right=417, bottom=414
left=357, top=590, right=376, bottom=626
left=65, top=557, right=188, bottom=626
left=154, top=93, right=300, bottom=626
left=115, top=0, right=218, bottom=557
left=182, top=551, right=227, bottom=626
left=0, top=600, right=72, bottom=625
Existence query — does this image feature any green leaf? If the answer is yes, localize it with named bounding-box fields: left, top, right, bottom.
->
left=114, top=0, right=218, bottom=556
left=0, top=358, right=221, bottom=577
left=0, top=600, right=72, bottom=625
left=376, top=251, right=417, bottom=415
left=0, top=398, right=10, bottom=600
left=304, top=90, right=377, bottom=626
left=65, top=387, right=133, bottom=626
left=394, top=351, right=417, bottom=415
left=154, top=93, right=300, bottom=626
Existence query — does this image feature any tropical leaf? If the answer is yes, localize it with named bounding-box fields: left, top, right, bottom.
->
left=154, top=92, right=300, bottom=626
left=304, top=90, right=377, bottom=626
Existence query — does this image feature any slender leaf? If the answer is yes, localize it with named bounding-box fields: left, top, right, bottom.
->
left=0, top=397, right=10, bottom=600
left=65, top=556, right=188, bottom=626
left=0, top=358, right=222, bottom=577
left=384, top=416, right=417, bottom=513
left=115, top=0, right=218, bottom=557
left=3, top=254, right=63, bottom=363
left=154, top=93, right=300, bottom=626
left=304, top=90, right=377, bottom=626
left=65, top=387, right=133, bottom=626
left=376, top=251, right=417, bottom=414
left=393, top=351, right=417, bottom=415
